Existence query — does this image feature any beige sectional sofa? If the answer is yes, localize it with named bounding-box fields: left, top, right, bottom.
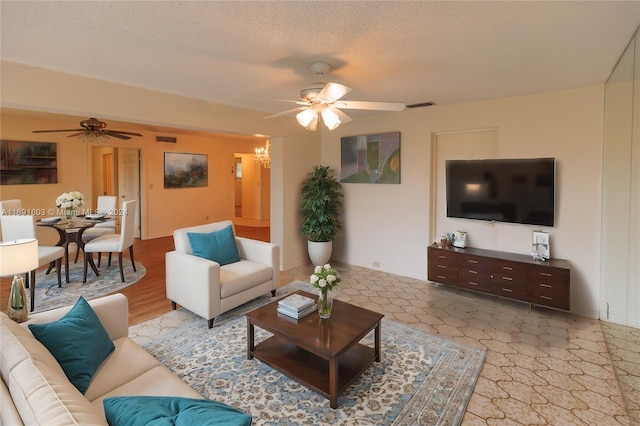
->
left=1, top=293, right=201, bottom=425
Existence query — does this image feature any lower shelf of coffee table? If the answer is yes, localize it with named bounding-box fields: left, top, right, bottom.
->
left=251, top=335, right=376, bottom=400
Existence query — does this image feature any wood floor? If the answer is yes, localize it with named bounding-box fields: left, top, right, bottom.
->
left=1, top=225, right=279, bottom=326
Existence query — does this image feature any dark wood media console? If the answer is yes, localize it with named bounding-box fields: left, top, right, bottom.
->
left=428, top=245, right=570, bottom=311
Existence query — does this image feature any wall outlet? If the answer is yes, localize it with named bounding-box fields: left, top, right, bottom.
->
left=372, top=261, right=381, bottom=268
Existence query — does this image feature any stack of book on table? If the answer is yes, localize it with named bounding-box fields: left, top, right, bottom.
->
left=277, top=293, right=317, bottom=319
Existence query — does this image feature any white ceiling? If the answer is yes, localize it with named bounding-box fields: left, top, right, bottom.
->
left=1, top=1, right=639, bottom=118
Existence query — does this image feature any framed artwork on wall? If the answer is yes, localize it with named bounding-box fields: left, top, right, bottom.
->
left=0, top=140, right=58, bottom=185
left=164, top=152, right=208, bottom=188
left=340, top=132, right=401, bottom=184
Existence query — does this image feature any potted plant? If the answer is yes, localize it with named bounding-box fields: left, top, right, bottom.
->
left=301, top=165, right=344, bottom=265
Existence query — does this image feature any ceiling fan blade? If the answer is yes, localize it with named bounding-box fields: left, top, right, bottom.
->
left=332, top=107, right=352, bottom=123
left=108, top=130, right=143, bottom=137
left=239, top=96, right=309, bottom=106
left=317, top=82, right=351, bottom=103
left=32, top=129, right=84, bottom=133
left=66, top=132, right=86, bottom=138
left=334, top=100, right=405, bottom=111
left=265, top=106, right=307, bottom=119
left=103, top=131, right=132, bottom=140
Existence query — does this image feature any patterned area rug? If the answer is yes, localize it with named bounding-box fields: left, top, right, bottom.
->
left=31, top=259, right=145, bottom=313
left=130, top=281, right=485, bottom=425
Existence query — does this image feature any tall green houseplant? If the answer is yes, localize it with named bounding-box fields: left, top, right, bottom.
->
left=301, top=165, right=344, bottom=242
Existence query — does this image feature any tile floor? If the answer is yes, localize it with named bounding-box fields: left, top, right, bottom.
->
left=282, top=262, right=639, bottom=425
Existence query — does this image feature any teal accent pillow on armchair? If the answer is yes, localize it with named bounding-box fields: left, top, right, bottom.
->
left=103, top=396, right=252, bottom=426
left=28, top=296, right=115, bottom=394
left=187, top=225, right=241, bottom=266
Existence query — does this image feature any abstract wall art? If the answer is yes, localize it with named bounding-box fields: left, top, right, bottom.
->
left=340, top=132, right=401, bottom=184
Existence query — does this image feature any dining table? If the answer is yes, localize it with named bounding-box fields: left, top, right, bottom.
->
left=37, top=217, right=113, bottom=283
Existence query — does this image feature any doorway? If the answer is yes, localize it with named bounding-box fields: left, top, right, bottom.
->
left=235, top=156, right=242, bottom=218
left=91, top=146, right=142, bottom=238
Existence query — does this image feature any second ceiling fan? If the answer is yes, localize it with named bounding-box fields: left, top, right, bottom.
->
left=265, top=62, right=405, bottom=131
left=32, top=117, right=143, bottom=141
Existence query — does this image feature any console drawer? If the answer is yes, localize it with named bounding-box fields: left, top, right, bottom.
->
left=428, top=265, right=458, bottom=286
left=527, top=267, right=570, bottom=310
left=458, top=266, right=491, bottom=292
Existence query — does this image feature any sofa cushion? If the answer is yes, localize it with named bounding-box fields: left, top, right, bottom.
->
left=84, top=337, right=161, bottom=402
left=103, top=396, right=252, bottom=426
left=187, top=225, right=241, bottom=266
left=220, top=260, right=273, bottom=298
left=28, top=296, right=115, bottom=394
left=1, top=312, right=107, bottom=425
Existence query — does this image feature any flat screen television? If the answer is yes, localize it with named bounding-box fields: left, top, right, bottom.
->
left=446, top=158, right=555, bottom=227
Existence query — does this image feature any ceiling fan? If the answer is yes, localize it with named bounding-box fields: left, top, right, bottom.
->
left=265, top=62, right=405, bottom=131
left=32, top=117, right=143, bottom=140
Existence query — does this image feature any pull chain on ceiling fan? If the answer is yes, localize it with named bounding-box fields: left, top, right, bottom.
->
left=265, top=62, right=405, bottom=131
left=32, top=117, right=143, bottom=141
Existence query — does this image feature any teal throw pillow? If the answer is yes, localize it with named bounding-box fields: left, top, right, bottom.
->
left=103, top=396, right=252, bottom=426
left=187, top=225, right=241, bottom=266
left=28, top=296, right=115, bottom=394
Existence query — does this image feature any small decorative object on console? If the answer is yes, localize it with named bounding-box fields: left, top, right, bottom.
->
left=453, top=231, right=467, bottom=248
left=531, top=231, right=550, bottom=261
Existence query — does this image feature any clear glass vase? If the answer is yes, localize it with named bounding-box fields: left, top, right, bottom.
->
left=318, top=290, right=333, bottom=319
left=8, top=275, right=28, bottom=323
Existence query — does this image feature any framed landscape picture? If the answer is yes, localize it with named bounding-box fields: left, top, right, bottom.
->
left=0, top=140, right=58, bottom=185
left=340, top=132, right=400, bottom=184
left=164, top=152, right=208, bottom=188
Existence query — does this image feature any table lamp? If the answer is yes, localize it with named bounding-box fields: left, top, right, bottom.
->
left=0, top=238, right=38, bottom=323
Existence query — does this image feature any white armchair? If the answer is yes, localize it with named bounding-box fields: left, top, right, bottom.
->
left=166, top=220, right=279, bottom=328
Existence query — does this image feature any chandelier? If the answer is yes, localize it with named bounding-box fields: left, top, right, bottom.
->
left=254, top=140, right=271, bottom=168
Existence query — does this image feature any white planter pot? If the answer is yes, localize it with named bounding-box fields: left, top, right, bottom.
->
left=308, top=241, right=332, bottom=266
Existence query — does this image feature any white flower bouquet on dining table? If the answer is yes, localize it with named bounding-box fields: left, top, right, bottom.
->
left=56, top=191, right=85, bottom=218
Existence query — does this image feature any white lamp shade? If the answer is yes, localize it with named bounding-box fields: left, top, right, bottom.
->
left=321, top=107, right=341, bottom=130
left=0, top=238, right=38, bottom=277
left=296, top=109, right=318, bottom=131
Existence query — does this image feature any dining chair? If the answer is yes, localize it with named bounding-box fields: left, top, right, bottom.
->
left=0, top=215, right=64, bottom=312
left=0, top=199, right=23, bottom=240
left=74, top=195, right=118, bottom=262
left=83, top=199, right=137, bottom=283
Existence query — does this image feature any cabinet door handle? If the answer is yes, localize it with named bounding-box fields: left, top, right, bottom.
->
left=540, top=272, right=552, bottom=277
left=469, top=270, right=477, bottom=274
left=468, top=260, right=478, bottom=264
left=502, top=288, right=513, bottom=292
left=469, top=281, right=478, bottom=286
left=502, top=276, right=513, bottom=281
left=502, top=266, right=513, bottom=271
left=540, top=283, right=552, bottom=288
left=540, top=296, right=552, bottom=300
left=437, top=265, right=446, bottom=269
left=437, top=275, right=447, bottom=280
left=438, top=255, right=447, bottom=259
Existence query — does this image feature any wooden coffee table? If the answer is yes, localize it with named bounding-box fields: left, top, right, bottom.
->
left=246, top=290, right=384, bottom=408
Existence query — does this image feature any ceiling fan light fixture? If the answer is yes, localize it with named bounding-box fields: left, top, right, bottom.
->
left=78, top=132, right=109, bottom=143
left=321, top=107, right=341, bottom=130
left=296, top=109, right=318, bottom=131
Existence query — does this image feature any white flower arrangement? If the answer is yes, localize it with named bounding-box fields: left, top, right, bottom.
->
left=55, top=191, right=85, bottom=209
left=309, top=264, right=340, bottom=293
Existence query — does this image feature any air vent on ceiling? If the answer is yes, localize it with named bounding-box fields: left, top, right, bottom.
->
left=406, top=101, right=436, bottom=108
left=156, top=136, right=177, bottom=143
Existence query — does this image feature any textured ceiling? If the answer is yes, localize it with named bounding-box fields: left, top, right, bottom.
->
left=1, top=1, right=639, bottom=118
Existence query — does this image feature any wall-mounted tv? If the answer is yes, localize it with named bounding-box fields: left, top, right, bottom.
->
left=446, top=158, right=556, bottom=227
